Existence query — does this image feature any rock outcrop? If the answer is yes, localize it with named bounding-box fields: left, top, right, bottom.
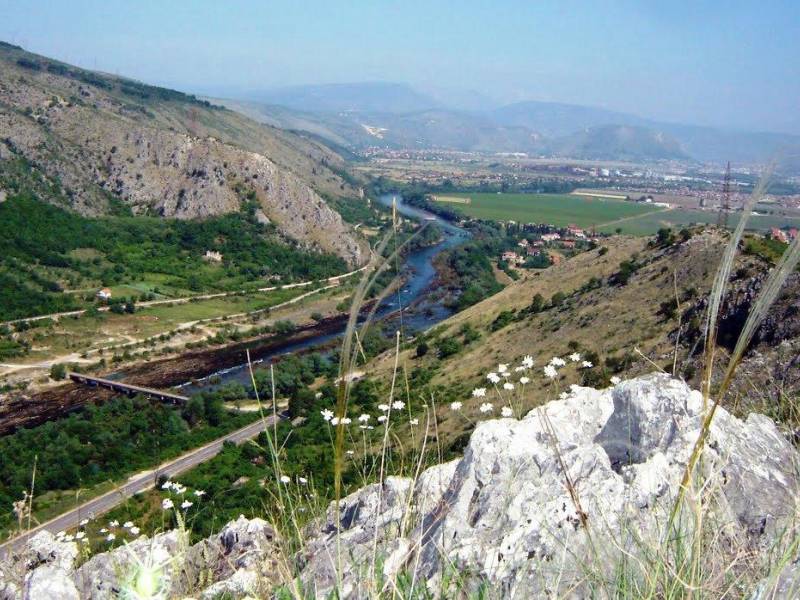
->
left=0, top=516, right=281, bottom=599
left=300, top=373, right=800, bottom=597
left=0, top=46, right=367, bottom=265
left=3, top=374, right=798, bottom=598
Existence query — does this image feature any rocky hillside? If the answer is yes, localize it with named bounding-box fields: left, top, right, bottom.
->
left=3, top=374, right=798, bottom=597
left=0, top=42, right=367, bottom=264
left=367, top=228, right=800, bottom=447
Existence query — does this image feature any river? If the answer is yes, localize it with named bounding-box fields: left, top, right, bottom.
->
left=177, top=194, right=469, bottom=393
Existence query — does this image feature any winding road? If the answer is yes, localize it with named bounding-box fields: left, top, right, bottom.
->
left=0, top=415, right=276, bottom=557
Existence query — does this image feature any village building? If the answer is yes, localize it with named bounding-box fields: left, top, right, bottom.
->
left=541, top=233, right=561, bottom=242
left=501, top=251, right=525, bottom=265
left=771, top=228, right=789, bottom=244
left=566, top=224, right=585, bottom=238
left=204, top=250, right=223, bottom=262
left=96, top=288, right=112, bottom=301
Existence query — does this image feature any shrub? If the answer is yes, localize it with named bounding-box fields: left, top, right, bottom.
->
left=49, top=363, right=66, bottom=380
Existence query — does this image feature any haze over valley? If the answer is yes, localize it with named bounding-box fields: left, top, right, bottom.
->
left=1, top=2, right=800, bottom=598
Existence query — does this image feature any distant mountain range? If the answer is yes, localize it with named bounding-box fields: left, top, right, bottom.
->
left=213, top=82, right=800, bottom=170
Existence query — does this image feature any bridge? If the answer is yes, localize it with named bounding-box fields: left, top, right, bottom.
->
left=68, top=372, right=189, bottom=405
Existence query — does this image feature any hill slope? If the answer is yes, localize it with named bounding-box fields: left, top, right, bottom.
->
left=0, top=42, right=367, bottom=264
left=367, top=229, right=800, bottom=447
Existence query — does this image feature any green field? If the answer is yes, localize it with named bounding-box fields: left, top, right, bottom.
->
left=596, top=209, right=800, bottom=236
left=446, top=193, right=800, bottom=236
left=446, top=193, right=661, bottom=229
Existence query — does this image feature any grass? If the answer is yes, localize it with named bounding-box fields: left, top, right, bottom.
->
left=7, top=202, right=800, bottom=598
left=445, top=192, right=662, bottom=229
left=597, top=208, right=800, bottom=236
left=440, top=192, right=800, bottom=236
left=10, top=287, right=310, bottom=362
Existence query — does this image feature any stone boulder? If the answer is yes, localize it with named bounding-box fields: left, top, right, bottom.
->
left=0, top=517, right=280, bottom=600
left=300, top=373, right=800, bottom=597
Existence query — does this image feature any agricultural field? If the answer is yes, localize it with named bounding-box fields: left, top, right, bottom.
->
left=443, top=193, right=661, bottom=229
left=444, top=192, right=800, bottom=236
left=596, top=209, right=800, bottom=236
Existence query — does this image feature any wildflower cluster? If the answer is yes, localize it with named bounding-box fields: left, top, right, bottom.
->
left=160, top=480, right=205, bottom=512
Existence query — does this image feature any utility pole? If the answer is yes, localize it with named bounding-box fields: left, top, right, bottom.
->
left=717, top=161, right=731, bottom=229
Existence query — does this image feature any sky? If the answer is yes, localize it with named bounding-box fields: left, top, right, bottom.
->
left=1, top=0, right=798, bottom=134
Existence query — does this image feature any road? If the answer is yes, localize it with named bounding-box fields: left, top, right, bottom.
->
left=0, top=280, right=350, bottom=375
left=0, top=415, right=277, bottom=556
left=1, top=264, right=369, bottom=327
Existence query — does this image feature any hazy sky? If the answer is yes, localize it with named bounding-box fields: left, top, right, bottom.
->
left=1, top=0, right=798, bottom=134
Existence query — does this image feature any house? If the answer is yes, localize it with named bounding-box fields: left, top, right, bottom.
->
left=204, top=250, right=223, bottom=262
left=526, top=245, right=542, bottom=256
left=770, top=228, right=789, bottom=244
left=541, top=233, right=561, bottom=242
left=561, top=239, right=576, bottom=249
left=517, top=239, right=529, bottom=248
left=502, top=251, right=523, bottom=264
left=566, top=224, right=585, bottom=238
left=789, top=228, right=799, bottom=240
left=96, top=288, right=112, bottom=301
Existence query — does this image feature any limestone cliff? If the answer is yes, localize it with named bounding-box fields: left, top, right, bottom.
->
left=0, top=43, right=367, bottom=265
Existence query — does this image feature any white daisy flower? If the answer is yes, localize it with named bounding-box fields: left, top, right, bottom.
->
left=501, top=407, right=514, bottom=417
left=106, top=533, right=115, bottom=542
left=569, top=352, right=582, bottom=362
left=299, top=477, right=308, bottom=484
left=378, top=403, right=390, bottom=412
left=410, top=418, right=419, bottom=425
left=582, top=360, right=593, bottom=368
left=392, top=400, right=405, bottom=410
left=519, top=376, right=530, bottom=384
left=330, top=417, right=340, bottom=426
left=280, top=475, right=291, bottom=483
left=181, top=500, right=193, bottom=509
left=549, top=357, right=566, bottom=367
left=521, top=355, right=534, bottom=368
left=129, top=527, right=140, bottom=535
left=498, top=363, right=508, bottom=372
left=472, top=387, right=487, bottom=397
left=358, top=414, right=371, bottom=423
left=610, top=376, right=621, bottom=385
left=377, top=415, right=387, bottom=422
left=341, top=417, right=352, bottom=425
left=162, top=498, right=174, bottom=510
left=479, top=402, right=493, bottom=413
left=194, top=490, right=206, bottom=497
left=75, top=531, right=85, bottom=540
left=123, top=521, right=134, bottom=529
left=450, top=401, right=463, bottom=411
left=543, top=365, right=558, bottom=379
left=503, top=382, right=514, bottom=390
left=486, top=372, right=501, bottom=384
left=320, top=409, right=334, bottom=422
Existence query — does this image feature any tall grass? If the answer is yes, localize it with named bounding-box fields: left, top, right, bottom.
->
left=23, top=183, right=800, bottom=598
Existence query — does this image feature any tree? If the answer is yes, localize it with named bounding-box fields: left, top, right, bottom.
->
left=415, top=341, right=429, bottom=358
left=655, top=228, right=674, bottom=247
left=49, top=363, right=67, bottom=380
left=529, top=293, right=545, bottom=313
left=550, top=291, right=566, bottom=307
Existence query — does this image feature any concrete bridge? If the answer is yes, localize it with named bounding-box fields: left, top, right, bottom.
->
left=67, top=372, right=189, bottom=405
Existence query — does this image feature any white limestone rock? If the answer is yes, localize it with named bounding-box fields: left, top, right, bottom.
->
left=301, top=373, right=800, bottom=597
